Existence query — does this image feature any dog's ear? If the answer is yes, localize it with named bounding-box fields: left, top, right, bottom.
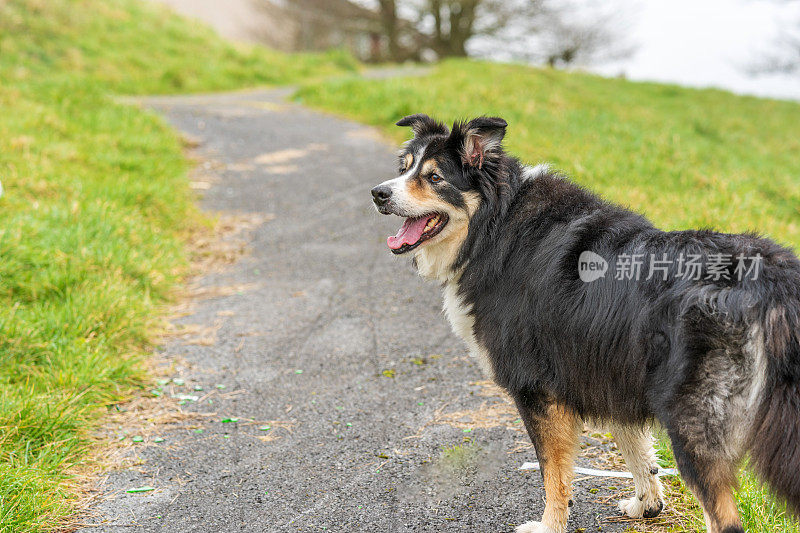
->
left=396, top=114, right=449, bottom=137
left=453, top=116, right=507, bottom=169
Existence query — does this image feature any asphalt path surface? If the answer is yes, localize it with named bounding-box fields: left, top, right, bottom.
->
left=80, top=88, right=635, bottom=532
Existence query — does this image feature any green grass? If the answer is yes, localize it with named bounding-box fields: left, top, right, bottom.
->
left=296, top=60, right=800, bottom=531
left=440, top=442, right=482, bottom=469
left=0, top=0, right=356, bottom=94
left=296, top=59, right=800, bottom=252
left=0, top=1, right=355, bottom=531
left=653, top=434, right=798, bottom=532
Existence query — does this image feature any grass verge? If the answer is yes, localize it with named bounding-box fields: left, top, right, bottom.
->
left=296, top=59, right=800, bottom=251
left=0, top=1, right=355, bottom=530
left=296, top=59, right=800, bottom=531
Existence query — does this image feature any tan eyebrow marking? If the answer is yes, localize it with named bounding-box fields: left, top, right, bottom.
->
left=403, top=153, right=413, bottom=170
left=421, top=159, right=439, bottom=176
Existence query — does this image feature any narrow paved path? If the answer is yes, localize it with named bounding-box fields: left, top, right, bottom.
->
left=81, top=89, right=631, bottom=532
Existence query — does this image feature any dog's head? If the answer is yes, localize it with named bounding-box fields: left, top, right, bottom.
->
left=371, top=114, right=508, bottom=278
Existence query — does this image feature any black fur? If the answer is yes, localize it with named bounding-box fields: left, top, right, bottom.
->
left=395, top=113, right=448, bottom=137
left=472, top=166, right=800, bottom=515
left=385, top=115, right=800, bottom=525
left=721, top=527, right=746, bottom=533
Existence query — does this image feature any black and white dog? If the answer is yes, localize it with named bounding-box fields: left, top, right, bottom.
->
left=371, top=114, right=800, bottom=533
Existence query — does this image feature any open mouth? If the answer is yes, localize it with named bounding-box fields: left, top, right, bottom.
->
left=387, top=213, right=449, bottom=254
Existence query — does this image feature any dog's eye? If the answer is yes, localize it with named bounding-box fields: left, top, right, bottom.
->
left=429, top=173, right=442, bottom=183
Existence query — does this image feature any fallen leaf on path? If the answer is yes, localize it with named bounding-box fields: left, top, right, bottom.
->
left=126, top=487, right=155, bottom=494
left=263, top=164, right=299, bottom=174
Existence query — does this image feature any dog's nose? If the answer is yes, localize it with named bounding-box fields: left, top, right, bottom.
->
left=371, top=185, right=392, bottom=206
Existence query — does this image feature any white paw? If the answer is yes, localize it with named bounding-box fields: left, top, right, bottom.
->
left=515, top=521, right=556, bottom=533
left=618, top=495, right=664, bottom=519
left=619, top=496, right=645, bottom=518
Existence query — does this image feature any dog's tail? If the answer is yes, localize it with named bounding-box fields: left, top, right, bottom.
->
left=748, top=300, right=800, bottom=515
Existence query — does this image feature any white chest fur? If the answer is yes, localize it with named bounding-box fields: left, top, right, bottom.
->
left=442, top=282, right=494, bottom=379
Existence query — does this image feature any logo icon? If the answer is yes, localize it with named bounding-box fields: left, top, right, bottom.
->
left=578, top=251, right=608, bottom=282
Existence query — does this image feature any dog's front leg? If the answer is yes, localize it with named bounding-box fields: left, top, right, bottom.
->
left=514, top=399, right=581, bottom=533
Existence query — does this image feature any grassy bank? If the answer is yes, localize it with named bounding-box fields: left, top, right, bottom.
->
left=296, top=60, right=800, bottom=531
left=297, top=60, right=800, bottom=251
left=0, top=1, right=355, bottom=530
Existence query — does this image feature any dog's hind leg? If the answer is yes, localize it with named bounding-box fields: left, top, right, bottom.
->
left=610, top=425, right=664, bottom=519
left=514, top=399, right=581, bottom=533
left=669, top=435, right=743, bottom=533
left=661, top=312, right=751, bottom=532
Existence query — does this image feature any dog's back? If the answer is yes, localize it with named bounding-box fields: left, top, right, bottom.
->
left=465, top=169, right=800, bottom=529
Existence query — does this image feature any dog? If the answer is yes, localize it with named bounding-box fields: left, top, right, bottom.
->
left=370, top=114, right=800, bottom=533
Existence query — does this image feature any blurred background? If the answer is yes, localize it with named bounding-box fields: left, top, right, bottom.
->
left=156, top=0, right=800, bottom=100
left=1, top=1, right=799, bottom=531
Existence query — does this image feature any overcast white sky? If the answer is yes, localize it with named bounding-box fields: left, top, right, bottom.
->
left=587, top=0, right=800, bottom=100
left=352, top=0, right=800, bottom=99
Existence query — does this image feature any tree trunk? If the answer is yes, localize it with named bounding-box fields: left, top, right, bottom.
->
left=447, top=0, right=477, bottom=56
left=429, top=0, right=444, bottom=56
left=378, top=0, right=400, bottom=61
left=428, top=0, right=479, bottom=58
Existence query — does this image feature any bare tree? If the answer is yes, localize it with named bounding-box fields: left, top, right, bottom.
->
left=778, top=25, right=800, bottom=72
left=371, top=0, right=633, bottom=66
left=745, top=0, right=800, bottom=75
left=371, top=0, right=486, bottom=58
left=530, top=1, right=636, bottom=68
left=377, top=0, right=402, bottom=60
left=424, top=0, right=548, bottom=57
left=428, top=0, right=476, bottom=57
left=754, top=19, right=800, bottom=74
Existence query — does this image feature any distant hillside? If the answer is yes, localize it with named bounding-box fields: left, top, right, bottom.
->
left=0, top=0, right=356, bottom=94
left=151, top=0, right=393, bottom=62
left=297, top=59, right=800, bottom=251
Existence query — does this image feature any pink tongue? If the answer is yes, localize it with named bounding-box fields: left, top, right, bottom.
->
left=387, top=216, right=431, bottom=250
